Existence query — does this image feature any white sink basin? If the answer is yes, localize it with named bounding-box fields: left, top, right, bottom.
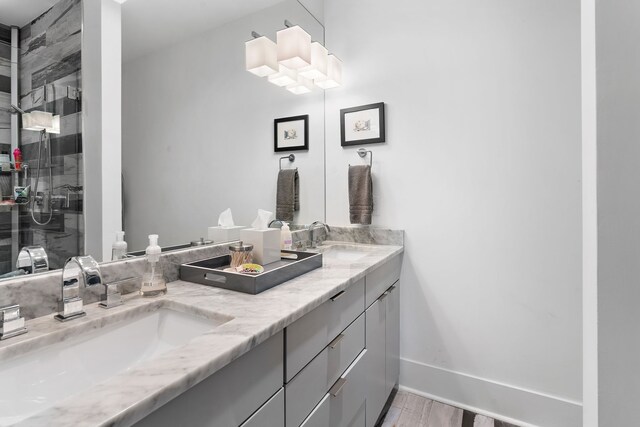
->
left=0, top=307, right=231, bottom=426
left=320, top=245, right=369, bottom=262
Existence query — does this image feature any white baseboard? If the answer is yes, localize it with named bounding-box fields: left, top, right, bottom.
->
left=399, top=358, right=582, bottom=427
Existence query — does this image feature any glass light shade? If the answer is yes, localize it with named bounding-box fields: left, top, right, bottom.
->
left=277, top=25, right=311, bottom=69
left=245, top=36, right=278, bottom=77
left=22, top=111, right=54, bottom=131
left=286, top=75, right=314, bottom=95
left=268, top=65, right=297, bottom=87
left=46, top=115, right=61, bottom=134
left=298, top=42, right=328, bottom=80
left=314, top=54, right=343, bottom=89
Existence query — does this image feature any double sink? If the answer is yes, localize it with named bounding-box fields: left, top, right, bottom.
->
left=0, top=243, right=373, bottom=426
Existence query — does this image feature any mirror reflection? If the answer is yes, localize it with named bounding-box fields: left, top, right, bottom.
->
left=0, top=0, right=83, bottom=278
left=121, top=0, right=326, bottom=252
left=0, top=0, right=326, bottom=280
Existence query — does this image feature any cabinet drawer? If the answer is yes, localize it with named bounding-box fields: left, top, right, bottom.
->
left=240, top=388, right=284, bottom=427
left=134, top=331, right=283, bottom=427
left=286, top=313, right=365, bottom=427
left=365, top=254, right=401, bottom=308
left=300, top=394, right=330, bottom=427
left=286, top=278, right=365, bottom=381
left=329, top=349, right=367, bottom=427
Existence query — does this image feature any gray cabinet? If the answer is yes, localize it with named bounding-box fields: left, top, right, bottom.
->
left=135, top=254, right=400, bottom=427
left=286, top=314, right=365, bottom=427
left=300, top=394, right=330, bottom=427
left=365, top=280, right=400, bottom=427
left=240, top=388, right=284, bottom=427
left=365, top=255, right=402, bottom=308
left=286, top=278, right=365, bottom=382
left=134, top=331, right=283, bottom=427
left=365, top=298, right=387, bottom=426
left=328, top=349, right=367, bottom=427
left=300, top=349, right=368, bottom=427
left=385, top=284, right=400, bottom=396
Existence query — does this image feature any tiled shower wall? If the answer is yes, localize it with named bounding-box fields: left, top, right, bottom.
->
left=0, top=0, right=83, bottom=274
left=0, top=24, right=13, bottom=273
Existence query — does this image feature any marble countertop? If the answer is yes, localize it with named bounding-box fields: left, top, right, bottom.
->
left=0, top=241, right=403, bottom=427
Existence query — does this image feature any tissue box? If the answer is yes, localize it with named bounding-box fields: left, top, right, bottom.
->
left=208, top=226, right=246, bottom=243
left=240, top=228, right=280, bottom=265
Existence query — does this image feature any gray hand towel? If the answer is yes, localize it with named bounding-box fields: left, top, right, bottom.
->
left=349, top=165, right=373, bottom=225
left=276, top=169, right=299, bottom=222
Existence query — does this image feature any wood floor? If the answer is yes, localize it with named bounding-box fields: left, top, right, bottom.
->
left=380, top=390, right=520, bottom=427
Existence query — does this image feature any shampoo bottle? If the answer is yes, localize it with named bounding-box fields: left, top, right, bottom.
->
left=140, top=234, right=167, bottom=297
left=111, top=231, right=128, bottom=260
left=281, top=222, right=292, bottom=250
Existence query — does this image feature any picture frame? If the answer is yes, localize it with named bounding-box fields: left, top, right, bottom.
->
left=274, top=115, right=309, bottom=152
left=340, top=102, right=386, bottom=146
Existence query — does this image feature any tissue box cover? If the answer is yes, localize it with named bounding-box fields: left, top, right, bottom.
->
left=208, top=226, right=246, bottom=243
left=240, top=228, right=280, bottom=265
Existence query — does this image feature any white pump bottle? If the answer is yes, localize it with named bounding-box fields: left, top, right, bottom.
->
left=140, top=234, right=167, bottom=297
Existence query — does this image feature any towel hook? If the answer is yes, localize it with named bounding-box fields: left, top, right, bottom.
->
left=357, top=148, right=372, bottom=167
left=279, top=154, right=295, bottom=170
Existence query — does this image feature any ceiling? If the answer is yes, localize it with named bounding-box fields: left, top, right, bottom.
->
left=122, top=0, right=286, bottom=63
left=0, top=0, right=59, bottom=27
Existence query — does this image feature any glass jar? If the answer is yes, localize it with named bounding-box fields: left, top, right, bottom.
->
left=229, top=242, right=253, bottom=268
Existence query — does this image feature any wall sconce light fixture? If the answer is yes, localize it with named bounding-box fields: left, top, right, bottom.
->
left=276, top=23, right=311, bottom=69
left=246, top=20, right=343, bottom=94
left=22, top=110, right=60, bottom=134
left=245, top=33, right=278, bottom=77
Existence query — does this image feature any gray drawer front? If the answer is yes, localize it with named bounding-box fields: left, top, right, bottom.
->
left=134, top=331, right=283, bottom=427
left=240, top=388, right=284, bottom=427
left=286, top=278, right=365, bottom=381
left=365, top=254, right=401, bottom=308
left=300, top=394, right=330, bottom=427
left=329, top=349, right=367, bottom=427
left=286, top=313, right=365, bottom=427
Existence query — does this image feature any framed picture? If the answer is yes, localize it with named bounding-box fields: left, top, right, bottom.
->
left=340, top=102, right=386, bottom=146
left=274, top=115, right=309, bottom=152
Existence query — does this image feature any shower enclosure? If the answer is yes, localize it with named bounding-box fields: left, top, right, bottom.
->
left=0, top=0, right=84, bottom=276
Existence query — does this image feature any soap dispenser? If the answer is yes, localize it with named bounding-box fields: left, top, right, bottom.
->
left=140, top=234, right=167, bottom=297
left=280, top=222, right=292, bottom=250
left=111, top=231, right=128, bottom=261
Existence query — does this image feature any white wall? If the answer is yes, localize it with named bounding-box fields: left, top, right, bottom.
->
left=82, top=0, right=122, bottom=261
left=122, top=0, right=325, bottom=251
left=323, top=1, right=582, bottom=425
left=595, top=1, right=640, bottom=425
left=581, top=0, right=598, bottom=424
left=299, top=0, right=324, bottom=25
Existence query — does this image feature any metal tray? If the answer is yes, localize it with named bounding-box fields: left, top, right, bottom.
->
left=179, top=250, right=323, bottom=294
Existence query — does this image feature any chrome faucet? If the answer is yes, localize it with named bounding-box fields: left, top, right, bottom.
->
left=16, top=246, right=49, bottom=274
left=308, top=221, right=331, bottom=248
left=54, top=255, right=103, bottom=322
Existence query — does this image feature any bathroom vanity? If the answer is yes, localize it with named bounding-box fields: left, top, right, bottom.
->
left=0, top=238, right=403, bottom=427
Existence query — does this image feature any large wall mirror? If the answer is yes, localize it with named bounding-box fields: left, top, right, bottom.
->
left=0, top=0, right=325, bottom=279
left=0, top=0, right=83, bottom=278
left=121, top=0, right=326, bottom=252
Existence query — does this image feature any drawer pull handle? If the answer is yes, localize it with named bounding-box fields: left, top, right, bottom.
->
left=330, top=378, right=347, bottom=397
left=330, top=290, right=346, bottom=301
left=379, top=290, right=390, bottom=300
left=204, top=273, right=227, bottom=284
left=329, top=333, right=345, bottom=349
left=387, top=284, right=397, bottom=293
